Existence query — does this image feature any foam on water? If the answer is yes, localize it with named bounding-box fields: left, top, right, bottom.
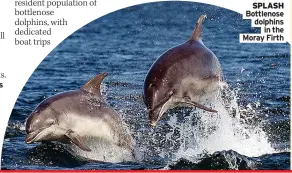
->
left=182, top=85, right=274, bottom=159
left=133, top=83, right=275, bottom=163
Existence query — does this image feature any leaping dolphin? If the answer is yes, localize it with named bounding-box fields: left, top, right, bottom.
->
left=143, top=15, right=223, bottom=126
left=25, top=73, right=135, bottom=162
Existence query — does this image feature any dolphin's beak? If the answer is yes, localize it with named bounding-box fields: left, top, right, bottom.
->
left=148, top=108, right=164, bottom=127
left=148, top=91, right=174, bottom=127
left=149, top=121, right=157, bottom=127
left=25, top=128, right=43, bottom=144
left=25, top=133, right=37, bottom=144
left=25, top=123, right=55, bottom=144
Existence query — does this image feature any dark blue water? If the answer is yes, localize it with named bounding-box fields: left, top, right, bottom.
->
left=1, top=2, right=290, bottom=170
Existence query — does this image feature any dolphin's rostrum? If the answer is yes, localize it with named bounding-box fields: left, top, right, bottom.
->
left=143, top=15, right=223, bottom=126
left=25, top=73, right=135, bottom=162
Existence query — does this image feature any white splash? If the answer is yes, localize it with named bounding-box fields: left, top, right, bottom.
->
left=135, top=83, right=275, bottom=163
left=171, top=84, right=275, bottom=161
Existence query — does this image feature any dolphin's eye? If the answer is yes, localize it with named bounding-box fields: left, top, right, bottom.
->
left=149, top=83, right=156, bottom=89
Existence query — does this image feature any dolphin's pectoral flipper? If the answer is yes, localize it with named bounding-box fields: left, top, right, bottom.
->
left=180, top=97, right=218, bottom=113
left=65, top=129, right=92, bottom=152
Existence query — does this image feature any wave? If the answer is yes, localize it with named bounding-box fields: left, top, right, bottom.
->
left=165, top=150, right=290, bottom=170
left=165, top=150, right=258, bottom=170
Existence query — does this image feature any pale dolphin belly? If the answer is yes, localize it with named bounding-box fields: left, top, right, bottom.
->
left=68, top=114, right=117, bottom=141
left=59, top=114, right=135, bottom=162
left=65, top=137, right=135, bottom=163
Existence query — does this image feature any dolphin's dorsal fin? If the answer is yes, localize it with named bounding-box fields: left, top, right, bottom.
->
left=81, top=72, right=108, bottom=96
left=189, top=14, right=206, bottom=41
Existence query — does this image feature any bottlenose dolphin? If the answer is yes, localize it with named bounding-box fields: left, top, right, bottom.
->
left=25, top=73, right=135, bottom=162
left=143, top=15, right=223, bottom=126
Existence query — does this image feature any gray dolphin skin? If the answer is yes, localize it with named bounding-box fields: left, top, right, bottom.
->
left=25, top=73, right=135, bottom=162
left=143, top=15, right=223, bottom=126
